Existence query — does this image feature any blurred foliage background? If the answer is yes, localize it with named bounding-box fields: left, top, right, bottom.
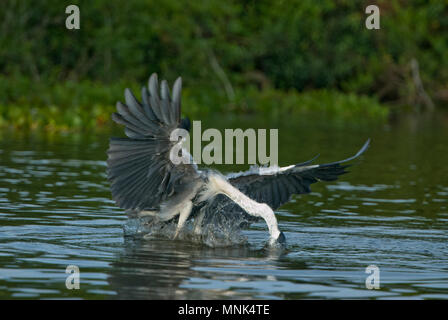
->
left=0, top=0, right=447, bottom=131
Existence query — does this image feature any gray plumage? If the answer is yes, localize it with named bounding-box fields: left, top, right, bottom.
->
left=107, top=73, right=370, bottom=244
left=107, top=74, right=201, bottom=211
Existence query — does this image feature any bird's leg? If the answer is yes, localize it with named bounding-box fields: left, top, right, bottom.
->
left=173, top=200, right=193, bottom=239
left=193, top=207, right=206, bottom=236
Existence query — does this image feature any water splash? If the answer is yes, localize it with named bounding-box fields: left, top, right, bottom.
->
left=123, top=211, right=250, bottom=247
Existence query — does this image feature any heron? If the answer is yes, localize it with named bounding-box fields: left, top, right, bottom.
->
left=107, top=73, right=370, bottom=245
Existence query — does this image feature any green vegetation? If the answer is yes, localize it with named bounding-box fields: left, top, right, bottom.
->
left=0, top=76, right=388, bottom=131
left=0, top=0, right=446, bottom=131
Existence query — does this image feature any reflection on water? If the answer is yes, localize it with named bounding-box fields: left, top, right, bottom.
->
left=0, top=113, right=447, bottom=299
left=108, top=239, right=288, bottom=299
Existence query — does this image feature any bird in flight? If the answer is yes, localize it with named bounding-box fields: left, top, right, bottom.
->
left=107, top=73, right=370, bottom=245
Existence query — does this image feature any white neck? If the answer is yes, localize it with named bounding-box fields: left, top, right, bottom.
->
left=203, top=173, right=281, bottom=241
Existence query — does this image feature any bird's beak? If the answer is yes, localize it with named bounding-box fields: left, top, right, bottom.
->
left=277, top=231, right=286, bottom=244
left=269, top=231, right=286, bottom=246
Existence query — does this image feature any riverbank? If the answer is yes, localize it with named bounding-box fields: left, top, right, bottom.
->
left=0, top=77, right=389, bottom=132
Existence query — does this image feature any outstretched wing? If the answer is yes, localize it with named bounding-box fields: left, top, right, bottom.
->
left=227, top=139, right=370, bottom=210
left=107, top=73, right=200, bottom=211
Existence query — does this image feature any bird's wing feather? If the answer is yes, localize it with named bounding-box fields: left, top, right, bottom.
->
left=227, top=139, right=370, bottom=210
left=107, top=73, right=200, bottom=210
